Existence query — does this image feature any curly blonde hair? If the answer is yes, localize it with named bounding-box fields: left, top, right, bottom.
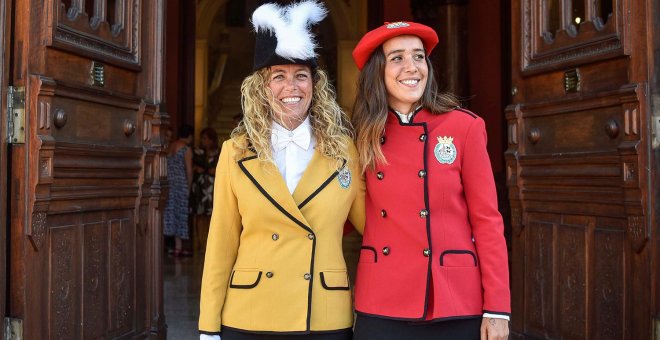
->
left=231, top=67, right=352, bottom=169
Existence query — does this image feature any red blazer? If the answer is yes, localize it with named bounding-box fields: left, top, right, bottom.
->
left=354, top=108, right=510, bottom=321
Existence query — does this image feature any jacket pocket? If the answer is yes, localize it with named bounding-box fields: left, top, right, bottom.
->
left=229, top=270, right=262, bottom=289
left=439, top=250, right=477, bottom=267
left=359, top=246, right=377, bottom=263
left=320, top=271, right=350, bottom=290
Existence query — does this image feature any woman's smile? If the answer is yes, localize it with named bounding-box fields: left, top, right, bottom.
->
left=382, top=35, right=428, bottom=114
left=268, top=64, right=313, bottom=129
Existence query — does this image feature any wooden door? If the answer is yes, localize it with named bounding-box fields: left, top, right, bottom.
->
left=8, top=0, right=168, bottom=338
left=507, top=0, right=656, bottom=338
left=0, top=0, right=9, bottom=332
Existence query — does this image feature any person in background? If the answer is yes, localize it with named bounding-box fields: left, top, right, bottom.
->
left=350, top=22, right=510, bottom=340
left=199, top=2, right=364, bottom=339
left=164, top=124, right=194, bottom=257
left=191, top=127, right=220, bottom=255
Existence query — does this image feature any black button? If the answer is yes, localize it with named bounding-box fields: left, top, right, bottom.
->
left=380, top=136, right=386, bottom=144
left=419, top=134, right=427, bottom=141
left=272, top=234, right=279, bottom=241
left=420, top=209, right=429, bottom=218
left=423, top=249, right=431, bottom=257
left=376, top=172, right=384, bottom=180
left=382, top=247, right=390, bottom=255
left=266, top=272, right=274, bottom=278
left=381, top=209, right=387, bottom=218
left=418, top=170, right=426, bottom=178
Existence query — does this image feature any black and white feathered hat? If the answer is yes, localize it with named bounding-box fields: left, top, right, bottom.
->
left=251, top=1, right=327, bottom=71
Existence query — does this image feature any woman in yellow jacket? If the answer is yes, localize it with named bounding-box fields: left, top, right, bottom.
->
left=198, top=2, right=364, bottom=340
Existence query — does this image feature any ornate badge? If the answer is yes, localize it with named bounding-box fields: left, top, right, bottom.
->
left=386, top=22, right=410, bottom=29
left=434, top=136, right=457, bottom=164
left=337, top=167, right=351, bottom=189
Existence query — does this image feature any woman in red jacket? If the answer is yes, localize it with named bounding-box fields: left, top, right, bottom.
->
left=351, top=22, right=510, bottom=340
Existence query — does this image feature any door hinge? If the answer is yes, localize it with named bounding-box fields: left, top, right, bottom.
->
left=4, top=317, right=23, bottom=340
left=6, top=86, right=25, bottom=144
left=653, top=94, right=660, bottom=149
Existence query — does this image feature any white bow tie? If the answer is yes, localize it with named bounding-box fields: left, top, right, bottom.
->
left=271, top=127, right=311, bottom=151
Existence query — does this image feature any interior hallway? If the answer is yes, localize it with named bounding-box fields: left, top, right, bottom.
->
left=164, top=254, right=204, bottom=339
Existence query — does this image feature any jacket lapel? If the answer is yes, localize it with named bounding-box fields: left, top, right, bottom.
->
left=292, top=150, right=345, bottom=209
left=238, top=155, right=311, bottom=230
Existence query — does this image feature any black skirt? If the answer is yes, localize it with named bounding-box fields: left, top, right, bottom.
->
left=353, top=315, right=481, bottom=340
left=221, top=328, right=352, bottom=340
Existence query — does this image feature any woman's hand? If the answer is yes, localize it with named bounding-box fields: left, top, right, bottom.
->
left=480, top=317, right=509, bottom=340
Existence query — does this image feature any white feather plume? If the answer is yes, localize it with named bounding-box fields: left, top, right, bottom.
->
left=252, top=3, right=285, bottom=34
left=251, top=1, right=327, bottom=61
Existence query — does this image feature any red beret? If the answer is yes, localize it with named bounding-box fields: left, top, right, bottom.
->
left=352, top=21, right=439, bottom=70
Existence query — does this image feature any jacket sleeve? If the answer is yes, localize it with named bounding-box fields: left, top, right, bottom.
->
left=347, top=145, right=366, bottom=235
left=199, top=141, right=242, bottom=333
left=461, top=117, right=511, bottom=316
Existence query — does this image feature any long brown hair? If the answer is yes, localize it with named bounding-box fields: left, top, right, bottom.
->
left=352, top=47, right=459, bottom=172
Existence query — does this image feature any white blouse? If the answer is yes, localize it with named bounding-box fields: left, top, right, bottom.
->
left=271, top=116, right=315, bottom=194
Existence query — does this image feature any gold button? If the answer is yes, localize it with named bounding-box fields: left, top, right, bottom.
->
left=266, top=272, right=274, bottom=278
left=272, top=234, right=279, bottom=241
left=303, top=273, right=311, bottom=280
left=420, top=209, right=429, bottom=218
left=382, top=247, right=390, bottom=255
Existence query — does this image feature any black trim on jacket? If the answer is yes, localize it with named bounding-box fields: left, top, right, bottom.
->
left=199, top=330, right=221, bottom=336
left=298, top=159, right=347, bottom=209
left=455, top=107, right=478, bottom=119
left=229, top=271, right=263, bottom=289
left=238, top=155, right=317, bottom=332
left=238, top=156, right=312, bottom=232
left=385, top=110, right=433, bottom=320
left=359, top=246, right=378, bottom=263
left=439, top=250, right=478, bottom=266
left=219, top=325, right=353, bottom=336
left=354, top=310, right=483, bottom=323
left=320, top=272, right=350, bottom=290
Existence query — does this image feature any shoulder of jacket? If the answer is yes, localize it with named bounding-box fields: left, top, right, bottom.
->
left=453, top=107, right=479, bottom=119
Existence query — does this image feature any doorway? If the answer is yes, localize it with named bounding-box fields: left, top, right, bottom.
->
left=163, top=0, right=511, bottom=337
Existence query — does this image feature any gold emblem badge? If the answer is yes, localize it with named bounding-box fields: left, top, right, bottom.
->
left=386, top=22, right=410, bottom=29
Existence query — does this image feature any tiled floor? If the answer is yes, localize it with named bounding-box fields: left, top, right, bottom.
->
left=164, top=254, right=205, bottom=340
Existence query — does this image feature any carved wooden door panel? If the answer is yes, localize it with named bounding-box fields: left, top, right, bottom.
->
left=9, top=0, right=167, bottom=338
left=507, top=0, right=654, bottom=339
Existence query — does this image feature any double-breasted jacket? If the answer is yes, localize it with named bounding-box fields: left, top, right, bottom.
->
left=199, top=137, right=365, bottom=334
left=354, top=108, right=510, bottom=321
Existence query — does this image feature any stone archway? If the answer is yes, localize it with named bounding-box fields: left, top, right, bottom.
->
left=194, top=0, right=228, bottom=144
left=193, top=0, right=369, bottom=143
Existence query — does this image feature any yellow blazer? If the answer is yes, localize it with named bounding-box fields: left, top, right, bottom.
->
left=199, top=138, right=365, bottom=334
